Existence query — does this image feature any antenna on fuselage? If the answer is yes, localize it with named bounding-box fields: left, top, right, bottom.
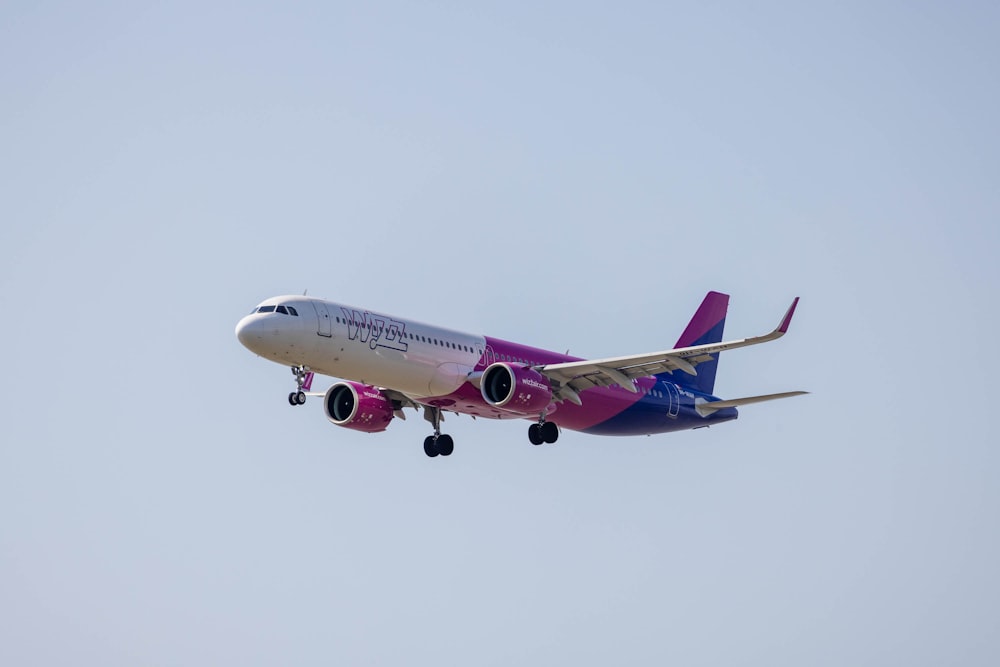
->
left=303, top=289, right=308, bottom=296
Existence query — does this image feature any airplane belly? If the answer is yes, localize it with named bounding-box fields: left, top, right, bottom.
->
left=579, top=398, right=737, bottom=436
left=428, top=363, right=468, bottom=396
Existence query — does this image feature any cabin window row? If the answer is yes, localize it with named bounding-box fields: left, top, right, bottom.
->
left=497, top=353, right=537, bottom=367
left=334, top=316, right=476, bottom=353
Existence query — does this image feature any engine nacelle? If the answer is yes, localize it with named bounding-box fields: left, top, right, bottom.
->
left=323, top=382, right=394, bottom=433
left=481, top=363, right=553, bottom=414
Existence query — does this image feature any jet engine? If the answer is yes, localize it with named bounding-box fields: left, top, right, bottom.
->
left=323, top=382, right=394, bottom=432
left=481, top=363, right=553, bottom=414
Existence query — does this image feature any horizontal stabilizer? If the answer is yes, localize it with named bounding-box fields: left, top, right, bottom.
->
left=695, top=391, right=808, bottom=416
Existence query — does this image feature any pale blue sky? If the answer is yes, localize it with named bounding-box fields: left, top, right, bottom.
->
left=2, top=1, right=998, bottom=665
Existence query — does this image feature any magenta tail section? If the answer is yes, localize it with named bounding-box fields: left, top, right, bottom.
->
left=674, top=291, right=729, bottom=348
left=662, top=291, right=729, bottom=395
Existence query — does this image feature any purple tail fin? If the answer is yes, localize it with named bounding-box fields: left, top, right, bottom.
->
left=662, top=291, right=729, bottom=395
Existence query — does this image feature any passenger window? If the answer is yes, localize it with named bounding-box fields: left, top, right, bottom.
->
left=276, top=306, right=288, bottom=315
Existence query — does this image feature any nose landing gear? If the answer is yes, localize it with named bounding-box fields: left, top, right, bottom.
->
left=287, top=365, right=312, bottom=406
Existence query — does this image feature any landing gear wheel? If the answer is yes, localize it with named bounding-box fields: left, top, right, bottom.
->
left=422, top=406, right=453, bottom=458
left=528, top=423, right=545, bottom=445
left=541, top=421, right=559, bottom=444
left=287, top=365, right=310, bottom=406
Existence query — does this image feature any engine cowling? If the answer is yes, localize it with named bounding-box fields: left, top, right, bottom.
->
left=323, top=382, right=394, bottom=433
left=481, top=363, right=553, bottom=414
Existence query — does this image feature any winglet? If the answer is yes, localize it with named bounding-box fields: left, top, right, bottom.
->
left=777, top=297, right=799, bottom=334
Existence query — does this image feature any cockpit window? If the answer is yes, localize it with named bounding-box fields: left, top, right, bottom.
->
left=254, top=303, right=300, bottom=315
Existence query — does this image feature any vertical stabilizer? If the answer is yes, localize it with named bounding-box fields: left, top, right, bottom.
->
left=662, top=291, right=729, bottom=395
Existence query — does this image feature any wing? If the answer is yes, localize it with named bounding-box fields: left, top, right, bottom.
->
left=538, top=297, right=799, bottom=404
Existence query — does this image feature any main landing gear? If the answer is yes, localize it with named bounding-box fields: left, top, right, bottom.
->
left=287, top=365, right=310, bottom=406
left=422, top=406, right=454, bottom=458
left=424, top=434, right=454, bottom=458
left=528, top=420, right=559, bottom=445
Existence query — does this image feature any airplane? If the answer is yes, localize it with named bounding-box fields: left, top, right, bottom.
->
left=235, top=291, right=806, bottom=457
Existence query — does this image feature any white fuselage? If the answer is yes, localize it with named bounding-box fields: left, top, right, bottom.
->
left=235, top=296, right=486, bottom=399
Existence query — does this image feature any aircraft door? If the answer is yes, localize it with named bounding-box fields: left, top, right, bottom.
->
left=664, top=382, right=680, bottom=418
left=312, top=301, right=332, bottom=337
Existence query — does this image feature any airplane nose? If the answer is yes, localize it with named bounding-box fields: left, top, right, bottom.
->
left=236, top=311, right=304, bottom=363
left=235, top=315, right=260, bottom=348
